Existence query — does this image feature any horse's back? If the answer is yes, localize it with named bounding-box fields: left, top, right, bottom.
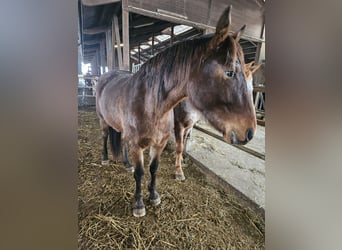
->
left=96, top=70, right=132, bottom=97
left=96, top=70, right=132, bottom=127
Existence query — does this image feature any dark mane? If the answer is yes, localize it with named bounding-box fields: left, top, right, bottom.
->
left=133, top=33, right=243, bottom=103
left=133, top=36, right=212, bottom=102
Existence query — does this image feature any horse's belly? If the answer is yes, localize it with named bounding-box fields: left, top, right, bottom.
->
left=99, top=98, right=123, bottom=132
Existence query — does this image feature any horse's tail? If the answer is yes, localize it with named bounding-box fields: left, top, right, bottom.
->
left=108, top=126, right=122, bottom=159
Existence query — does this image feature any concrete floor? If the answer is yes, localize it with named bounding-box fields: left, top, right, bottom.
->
left=186, top=121, right=265, bottom=209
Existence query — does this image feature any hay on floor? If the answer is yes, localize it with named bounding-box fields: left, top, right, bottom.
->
left=78, top=109, right=264, bottom=249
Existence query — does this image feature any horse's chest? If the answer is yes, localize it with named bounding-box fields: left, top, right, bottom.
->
left=128, top=111, right=172, bottom=146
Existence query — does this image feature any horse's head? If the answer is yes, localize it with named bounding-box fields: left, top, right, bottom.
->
left=188, top=6, right=257, bottom=145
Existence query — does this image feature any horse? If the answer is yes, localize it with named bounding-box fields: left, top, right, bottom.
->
left=96, top=5, right=256, bottom=217
left=173, top=61, right=261, bottom=180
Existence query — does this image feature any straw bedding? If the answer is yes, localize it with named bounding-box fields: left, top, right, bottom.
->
left=78, top=108, right=264, bottom=249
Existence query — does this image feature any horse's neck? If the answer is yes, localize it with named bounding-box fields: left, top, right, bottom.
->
left=157, top=63, right=199, bottom=115
left=140, top=40, right=204, bottom=117
left=158, top=77, right=189, bottom=116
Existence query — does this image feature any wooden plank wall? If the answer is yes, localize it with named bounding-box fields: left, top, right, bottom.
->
left=127, top=0, right=264, bottom=41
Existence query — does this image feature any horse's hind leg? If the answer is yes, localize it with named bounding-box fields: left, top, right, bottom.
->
left=131, top=146, right=146, bottom=217
left=122, top=143, right=134, bottom=172
left=100, top=119, right=110, bottom=165
left=183, top=126, right=193, bottom=152
left=174, top=122, right=186, bottom=181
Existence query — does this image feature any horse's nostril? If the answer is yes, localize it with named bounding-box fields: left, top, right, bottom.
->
left=246, top=128, right=254, bottom=142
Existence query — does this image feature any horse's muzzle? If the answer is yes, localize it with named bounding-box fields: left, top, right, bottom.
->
left=229, top=128, right=254, bottom=145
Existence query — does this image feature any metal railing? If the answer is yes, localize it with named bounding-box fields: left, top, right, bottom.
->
left=78, top=75, right=98, bottom=97
left=132, top=63, right=143, bottom=73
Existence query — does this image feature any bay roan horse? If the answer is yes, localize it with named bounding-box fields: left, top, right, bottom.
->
left=96, top=5, right=256, bottom=217
left=173, top=61, right=261, bottom=180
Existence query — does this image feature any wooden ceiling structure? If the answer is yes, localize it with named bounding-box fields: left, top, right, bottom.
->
left=78, top=0, right=265, bottom=75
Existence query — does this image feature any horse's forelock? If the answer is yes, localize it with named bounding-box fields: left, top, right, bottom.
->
left=222, top=36, right=245, bottom=71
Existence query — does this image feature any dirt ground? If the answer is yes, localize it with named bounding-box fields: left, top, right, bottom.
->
left=78, top=108, right=265, bottom=249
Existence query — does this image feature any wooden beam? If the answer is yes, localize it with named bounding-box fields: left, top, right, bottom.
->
left=131, top=15, right=157, bottom=28
left=140, top=54, right=150, bottom=61
left=257, top=120, right=265, bottom=126
left=83, top=43, right=99, bottom=49
left=83, top=39, right=101, bottom=45
left=82, top=0, right=120, bottom=6
left=131, top=22, right=171, bottom=38
left=253, top=86, right=265, bottom=93
left=83, top=26, right=108, bottom=35
left=122, top=0, right=130, bottom=70
left=97, top=2, right=121, bottom=27
left=244, top=51, right=257, bottom=55
left=130, top=56, right=139, bottom=65
left=132, top=28, right=201, bottom=55
left=127, top=6, right=265, bottom=43
left=193, top=125, right=265, bottom=160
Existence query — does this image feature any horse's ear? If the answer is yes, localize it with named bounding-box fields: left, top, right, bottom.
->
left=208, top=5, right=232, bottom=50
left=216, top=5, right=232, bottom=34
left=250, top=63, right=262, bottom=73
left=245, top=61, right=254, bottom=69
left=232, top=25, right=246, bottom=42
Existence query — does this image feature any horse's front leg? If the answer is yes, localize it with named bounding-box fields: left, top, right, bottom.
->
left=122, top=143, right=134, bottom=172
left=148, top=144, right=167, bottom=206
left=131, top=147, right=145, bottom=217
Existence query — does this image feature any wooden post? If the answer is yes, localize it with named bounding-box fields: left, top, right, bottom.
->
left=97, top=49, right=101, bottom=74
left=113, top=15, right=123, bottom=69
left=111, top=20, right=117, bottom=69
left=100, top=39, right=106, bottom=73
left=255, top=43, right=261, bottom=63
left=91, top=55, right=96, bottom=75
left=151, top=33, right=154, bottom=56
left=138, top=42, right=141, bottom=64
left=105, top=29, right=112, bottom=70
left=95, top=51, right=99, bottom=75
left=170, top=25, right=174, bottom=46
left=122, top=0, right=130, bottom=70
left=255, top=22, right=265, bottom=63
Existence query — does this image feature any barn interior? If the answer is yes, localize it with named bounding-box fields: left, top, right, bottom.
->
left=78, top=0, right=265, bottom=248
left=78, top=0, right=265, bottom=75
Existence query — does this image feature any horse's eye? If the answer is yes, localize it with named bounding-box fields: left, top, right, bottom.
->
left=225, top=71, right=236, bottom=78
